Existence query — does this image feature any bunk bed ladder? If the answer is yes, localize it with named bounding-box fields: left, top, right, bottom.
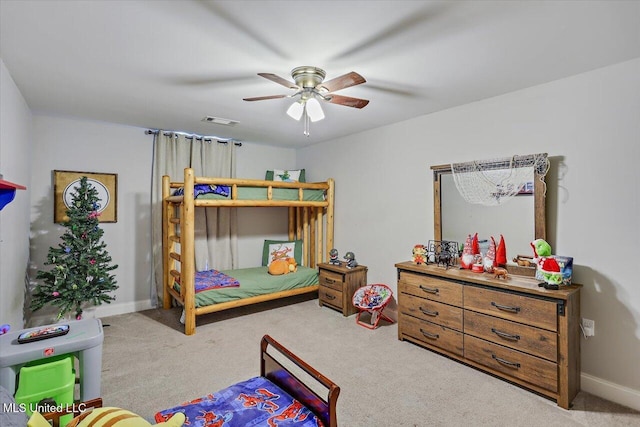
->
left=162, top=175, right=182, bottom=310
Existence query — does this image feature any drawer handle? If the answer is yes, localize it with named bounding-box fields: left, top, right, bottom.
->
left=491, top=328, right=521, bottom=341
left=492, top=354, right=521, bottom=369
left=419, top=307, right=439, bottom=317
left=324, top=278, right=336, bottom=284
left=323, top=294, right=336, bottom=300
left=419, top=328, right=439, bottom=340
left=491, top=301, right=521, bottom=313
left=419, top=285, right=439, bottom=294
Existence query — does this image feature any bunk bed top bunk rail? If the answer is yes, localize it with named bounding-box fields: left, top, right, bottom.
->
left=165, top=169, right=333, bottom=207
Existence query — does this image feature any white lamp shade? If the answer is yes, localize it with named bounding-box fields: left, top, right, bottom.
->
left=286, top=101, right=304, bottom=121
left=306, top=97, right=325, bottom=122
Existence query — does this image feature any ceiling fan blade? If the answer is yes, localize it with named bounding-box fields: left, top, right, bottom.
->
left=258, top=73, right=298, bottom=89
left=243, top=94, right=288, bottom=101
left=318, top=71, right=366, bottom=93
left=327, top=94, right=369, bottom=109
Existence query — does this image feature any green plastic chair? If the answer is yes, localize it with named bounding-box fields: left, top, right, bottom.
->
left=14, top=354, right=76, bottom=425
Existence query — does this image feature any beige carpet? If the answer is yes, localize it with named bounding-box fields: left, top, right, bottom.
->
left=99, top=296, right=639, bottom=426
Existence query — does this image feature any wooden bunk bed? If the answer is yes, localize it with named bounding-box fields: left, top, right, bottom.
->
left=162, top=167, right=335, bottom=335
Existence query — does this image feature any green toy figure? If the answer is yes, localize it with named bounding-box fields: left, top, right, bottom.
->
left=531, top=239, right=562, bottom=288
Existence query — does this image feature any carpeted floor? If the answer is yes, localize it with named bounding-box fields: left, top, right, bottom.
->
left=99, top=296, right=639, bottom=426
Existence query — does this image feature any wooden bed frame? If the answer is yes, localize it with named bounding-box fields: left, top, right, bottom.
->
left=260, top=334, right=340, bottom=427
left=156, top=334, right=339, bottom=426
left=162, top=167, right=335, bottom=335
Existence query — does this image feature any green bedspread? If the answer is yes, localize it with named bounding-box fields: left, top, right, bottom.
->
left=176, top=266, right=319, bottom=308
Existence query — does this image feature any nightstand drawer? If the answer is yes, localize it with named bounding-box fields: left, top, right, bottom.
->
left=319, top=285, right=343, bottom=309
left=465, top=335, right=558, bottom=393
left=399, top=292, right=462, bottom=331
left=318, top=263, right=367, bottom=317
left=464, top=286, right=557, bottom=331
left=464, top=310, right=557, bottom=362
left=399, top=272, right=462, bottom=306
left=319, top=270, right=344, bottom=291
left=400, top=314, right=463, bottom=357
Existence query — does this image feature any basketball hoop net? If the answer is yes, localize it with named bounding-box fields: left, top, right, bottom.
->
left=451, top=153, right=549, bottom=206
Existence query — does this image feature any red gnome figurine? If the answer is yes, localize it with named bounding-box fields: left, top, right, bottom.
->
left=460, top=234, right=475, bottom=269
left=484, top=237, right=497, bottom=272
left=495, top=234, right=507, bottom=267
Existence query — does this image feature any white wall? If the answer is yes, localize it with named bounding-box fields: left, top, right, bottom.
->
left=298, top=58, right=640, bottom=410
left=0, top=58, right=33, bottom=330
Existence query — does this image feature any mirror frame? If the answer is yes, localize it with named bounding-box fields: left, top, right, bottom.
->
left=431, top=156, right=547, bottom=246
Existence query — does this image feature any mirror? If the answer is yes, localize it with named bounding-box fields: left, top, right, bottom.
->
left=432, top=154, right=547, bottom=266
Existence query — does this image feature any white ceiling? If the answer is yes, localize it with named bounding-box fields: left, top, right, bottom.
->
left=1, top=1, right=639, bottom=148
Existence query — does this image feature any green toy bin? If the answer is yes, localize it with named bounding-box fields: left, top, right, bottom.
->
left=14, top=354, right=76, bottom=425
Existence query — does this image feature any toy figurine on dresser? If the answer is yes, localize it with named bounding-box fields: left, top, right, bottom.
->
left=329, top=248, right=341, bottom=265
left=531, top=239, right=573, bottom=289
left=344, top=251, right=358, bottom=269
left=460, top=234, right=479, bottom=269
left=412, top=244, right=427, bottom=265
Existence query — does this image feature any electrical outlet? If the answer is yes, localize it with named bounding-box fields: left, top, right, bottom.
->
left=582, top=318, right=595, bottom=337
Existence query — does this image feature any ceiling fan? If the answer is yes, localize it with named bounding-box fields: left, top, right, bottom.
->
left=243, top=66, right=369, bottom=136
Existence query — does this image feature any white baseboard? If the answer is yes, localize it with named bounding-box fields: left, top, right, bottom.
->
left=581, top=372, right=640, bottom=411
left=91, top=299, right=156, bottom=318
left=28, top=299, right=156, bottom=326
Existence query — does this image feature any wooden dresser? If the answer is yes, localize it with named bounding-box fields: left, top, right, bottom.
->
left=395, top=261, right=581, bottom=409
left=318, top=263, right=368, bottom=316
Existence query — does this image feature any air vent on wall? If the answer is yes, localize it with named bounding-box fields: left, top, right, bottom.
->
left=202, top=116, right=239, bottom=126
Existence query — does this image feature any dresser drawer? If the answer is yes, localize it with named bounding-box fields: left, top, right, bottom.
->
left=400, top=314, right=463, bottom=357
left=319, top=270, right=344, bottom=291
left=464, top=335, right=557, bottom=393
left=399, top=272, right=463, bottom=306
left=464, top=286, right=558, bottom=331
left=464, top=311, right=557, bottom=362
left=399, top=292, right=463, bottom=331
left=319, top=285, right=343, bottom=309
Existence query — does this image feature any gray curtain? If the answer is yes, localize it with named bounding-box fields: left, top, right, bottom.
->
left=150, top=132, right=238, bottom=306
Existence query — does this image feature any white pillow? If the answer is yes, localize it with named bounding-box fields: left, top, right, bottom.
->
left=273, top=169, right=301, bottom=182
left=267, top=242, right=296, bottom=265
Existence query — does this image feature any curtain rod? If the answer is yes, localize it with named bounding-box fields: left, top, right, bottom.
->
left=145, top=129, right=242, bottom=146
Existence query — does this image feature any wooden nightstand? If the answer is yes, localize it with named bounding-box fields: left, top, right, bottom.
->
left=317, top=262, right=368, bottom=316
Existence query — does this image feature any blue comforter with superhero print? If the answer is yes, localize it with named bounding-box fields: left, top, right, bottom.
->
left=155, top=376, right=323, bottom=427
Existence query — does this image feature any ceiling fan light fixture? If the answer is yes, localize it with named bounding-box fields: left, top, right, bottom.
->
left=245, top=66, right=367, bottom=136
left=286, top=100, right=304, bottom=121
left=306, top=97, right=325, bottom=122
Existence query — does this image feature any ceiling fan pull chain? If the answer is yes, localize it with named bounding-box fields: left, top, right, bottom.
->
left=303, top=109, right=310, bottom=137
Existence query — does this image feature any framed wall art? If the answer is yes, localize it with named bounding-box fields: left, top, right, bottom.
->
left=54, top=170, right=118, bottom=223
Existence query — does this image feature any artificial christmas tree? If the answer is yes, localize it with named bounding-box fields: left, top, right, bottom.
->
left=31, top=176, right=118, bottom=320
